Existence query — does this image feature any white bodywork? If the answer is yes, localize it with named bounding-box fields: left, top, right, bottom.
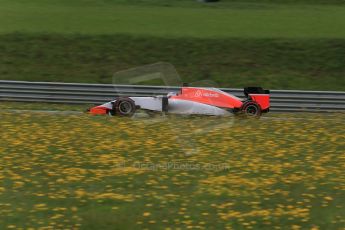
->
left=168, top=98, right=231, bottom=116
left=98, top=96, right=231, bottom=116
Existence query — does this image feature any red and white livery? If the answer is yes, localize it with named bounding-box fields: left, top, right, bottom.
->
left=87, top=86, right=270, bottom=117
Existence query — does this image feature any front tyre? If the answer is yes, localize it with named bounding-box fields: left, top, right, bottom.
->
left=114, top=98, right=136, bottom=117
left=241, top=101, right=262, bottom=117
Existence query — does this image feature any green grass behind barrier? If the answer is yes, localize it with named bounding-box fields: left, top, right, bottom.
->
left=1, top=1, right=345, bottom=38
left=0, top=0, right=344, bottom=90
left=1, top=34, right=344, bottom=90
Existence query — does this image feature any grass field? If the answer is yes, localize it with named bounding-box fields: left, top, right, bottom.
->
left=1, top=34, right=344, bottom=90
left=0, top=103, right=344, bottom=229
left=0, top=0, right=344, bottom=90
left=1, top=1, right=344, bottom=229
left=1, top=1, right=345, bottom=38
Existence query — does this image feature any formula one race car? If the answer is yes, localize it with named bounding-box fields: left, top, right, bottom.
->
left=88, top=86, right=270, bottom=117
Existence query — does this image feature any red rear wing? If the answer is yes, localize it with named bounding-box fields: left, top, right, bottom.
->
left=249, top=94, right=270, bottom=110
left=244, top=87, right=270, bottom=110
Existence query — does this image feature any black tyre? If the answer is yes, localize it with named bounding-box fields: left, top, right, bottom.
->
left=114, top=98, right=136, bottom=116
left=241, top=101, right=262, bottom=117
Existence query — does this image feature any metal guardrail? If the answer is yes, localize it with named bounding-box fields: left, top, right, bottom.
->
left=1, top=80, right=345, bottom=113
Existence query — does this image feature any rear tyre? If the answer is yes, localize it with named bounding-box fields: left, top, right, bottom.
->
left=241, top=101, right=262, bottom=117
left=114, top=98, right=136, bottom=117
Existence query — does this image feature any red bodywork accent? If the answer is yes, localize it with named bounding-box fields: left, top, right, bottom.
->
left=89, top=106, right=108, bottom=115
left=249, top=94, right=270, bottom=110
left=171, top=87, right=243, bottom=109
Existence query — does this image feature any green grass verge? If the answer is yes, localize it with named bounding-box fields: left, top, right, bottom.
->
left=6, top=0, right=345, bottom=7
left=0, top=108, right=344, bottom=229
left=1, top=0, right=345, bottom=38
left=0, top=102, right=87, bottom=111
left=1, top=34, right=344, bottom=90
